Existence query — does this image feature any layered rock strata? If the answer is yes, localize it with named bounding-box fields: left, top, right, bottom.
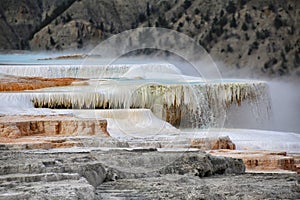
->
left=0, top=148, right=246, bottom=199
left=97, top=173, right=300, bottom=199
left=0, top=148, right=299, bottom=199
left=127, top=136, right=236, bottom=151
left=210, top=149, right=300, bottom=174
left=0, top=115, right=109, bottom=138
left=0, top=115, right=110, bottom=150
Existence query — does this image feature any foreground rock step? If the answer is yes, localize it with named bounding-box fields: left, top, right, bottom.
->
left=210, top=149, right=300, bottom=174
left=97, top=173, right=300, bottom=199
left=0, top=172, right=95, bottom=200
left=0, top=148, right=245, bottom=199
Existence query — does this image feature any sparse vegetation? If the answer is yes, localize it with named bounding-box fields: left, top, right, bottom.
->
left=239, top=0, right=247, bottom=8
left=219, top=15, right=228, bottom=27
left=274, top=16, right=284, bottom=30
left=285, top=43, right=292, bottom=53
left=248, top=40, right=259, bottom=55
left=241, top=22, right=248, bottom=31
left=227, top=44, right=233, bottom=53
left=288, top=25, right=295, bottom=35
left=138, top=13, right=146, bottom=23
left=295, top=50, right=300, bottom=66
left=146, top=2, right=151, bottom=16
left=256, top=29, right=270, bottom=40
left=160, top=1, right=171, bottom=12
left=245, top=13, right=252, bottom=24
left=155, top=16, right=169, bottom=28
left=110, top=22, right=115, bottom=33
left=230, top=15, right=237, bottom=28
left=1, top=0, right=299, bottom=76
left=50, top=36, right=55, bottom=46
left=263, top=58, right=278, bottom=71
left=77, top=38, right=83, bottom=48
left=268, top=4, right=276, bottom=13
left=183, top=0, right=192, bottom=9
left=226, top=1, right=237, bottom=14
left=36, top=0, right=76, bottom=39
left=245, top=33, right=250, bottom=41
left=194, top=8, right=200, bottom=15
left=203, top=11, right=210, bottom=22
left=47, top=27, right=51, bottom=34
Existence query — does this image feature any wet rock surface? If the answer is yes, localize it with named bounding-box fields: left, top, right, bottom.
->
left=0, top=72, right=299, bottom=199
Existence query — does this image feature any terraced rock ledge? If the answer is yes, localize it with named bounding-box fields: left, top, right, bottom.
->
left=0, top=115, right=110, bottom=150
left=0, top=74, right=83, bottom=92
left=0, top=114, right=299, bottom=199
left=210, top=149, right=300, bottom=174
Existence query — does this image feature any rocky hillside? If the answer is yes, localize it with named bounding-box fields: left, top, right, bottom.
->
left=0, top=0, right=299, bottom=77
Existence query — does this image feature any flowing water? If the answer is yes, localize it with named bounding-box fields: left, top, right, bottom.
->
left=0, top=53, right=299, bottom=153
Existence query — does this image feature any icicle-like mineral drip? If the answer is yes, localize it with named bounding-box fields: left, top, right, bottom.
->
left=2, top=79, right=271, bottom=128
left=204, top=81, right=271, bottom=125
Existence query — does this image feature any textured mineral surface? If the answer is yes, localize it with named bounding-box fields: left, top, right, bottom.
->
left=0, top=148, right=299, bottom=200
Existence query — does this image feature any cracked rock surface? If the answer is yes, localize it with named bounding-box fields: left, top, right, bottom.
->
left=0, top=147, right=299, bottom=199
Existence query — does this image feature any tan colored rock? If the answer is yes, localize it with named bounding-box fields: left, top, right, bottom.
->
left=0, top=116, right=109, bottom=138
left=0, top=115, right=110, bottom=150
left=295, top=164, right=300, bottom=174
left=0, top=124, right=21, bottom=138
left=191, top=136, right=236, bottom=150
left=210, top=150, right=299, bottom=174
left=0, top=137, right=81, bottom=150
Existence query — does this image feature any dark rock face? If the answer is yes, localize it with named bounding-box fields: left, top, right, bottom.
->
left=159, top=153, right=244, bottom=177
left=0, top=148, right=246, bottom=199
left=0, top=148, right=299, bottom=199
left=97, top=173, right=300, bottom=199
left=0, top=0, right=299, bottom=77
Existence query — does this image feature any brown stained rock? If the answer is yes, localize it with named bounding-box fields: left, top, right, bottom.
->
left=190, top=136, right=236, bottom=150
left=210, top=149, right=300, bottom=174
left=164, top=103, right=182, bottom=127
left=295, top=164, right=300, bottom=174
left=0, top=116, right=109, bottom=137
left=0, top=76, right=84, bottom=92
left=38, top=54, right=87, bottom=60
left=0, top=115, right=110, bottom=150
left=0, top=116, right=109, bottom=146
left=0, top=124, right=21, bottom=138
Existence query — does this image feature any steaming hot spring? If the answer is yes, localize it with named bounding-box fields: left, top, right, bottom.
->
left=0, top=53, right=299, bottom=158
